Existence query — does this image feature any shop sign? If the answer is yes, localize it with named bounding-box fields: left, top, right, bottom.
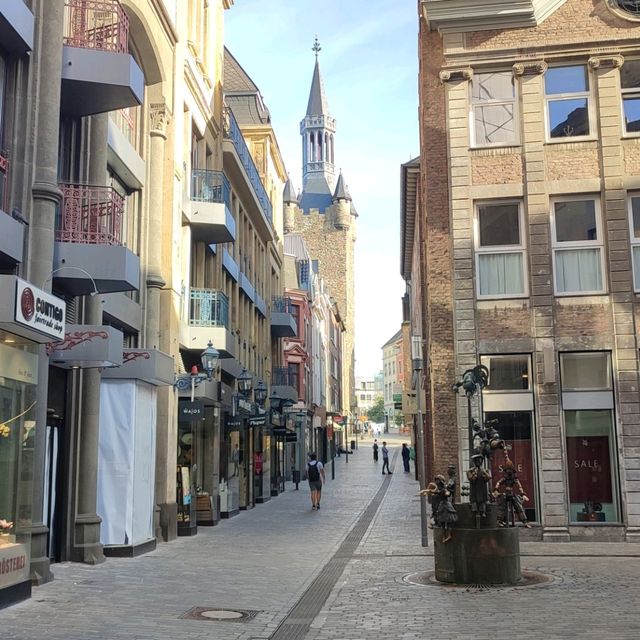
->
left=179, top=400, right=205, bottom=422
left=225, top=417, right=242, bottom=431
left=392, top=393, right=402, bottom=403
left=249, top=416, right=266, bottom=427
left=15, top=278, right=65, bottom=341
left=236, top=397, right=253, bottom=414
left=0, top=542, right=29, bottom=590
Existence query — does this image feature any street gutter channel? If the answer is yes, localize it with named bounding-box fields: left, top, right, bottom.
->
left=269, top=452, right=399, bottom=640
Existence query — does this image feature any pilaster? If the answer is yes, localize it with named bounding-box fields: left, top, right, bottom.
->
left=515, top=61, right=570, bottom=541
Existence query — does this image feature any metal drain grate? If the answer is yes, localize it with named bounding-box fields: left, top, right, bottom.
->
left=403, top=569, right=557, bottom=591
left=180, top=607, right=260, bottom=623
left=269, top=452, right=398, bottom=640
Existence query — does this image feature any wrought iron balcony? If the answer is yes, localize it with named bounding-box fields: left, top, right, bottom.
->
left=57, top=184, right=124, bottom=245
left=223, top=106, right=273, bottom=225
left=272, top=366, right=296, bottom=387
left=191, top=170, right=231, bottom=206
left=63, top=0, right=129, bottom=54
left=272, top=296, right=293, bottom=314
left=189, top=288, right=230, bottom=329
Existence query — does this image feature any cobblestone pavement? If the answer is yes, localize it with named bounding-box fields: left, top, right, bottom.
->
left=1, top=435, right=640, bottom=639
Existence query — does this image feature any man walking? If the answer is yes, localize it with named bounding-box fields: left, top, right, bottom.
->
left=306, top=452, right=325, bottom=510
left=373, top=439, right=379, bottom=462
left=381, top=441, right=392, bottom=475
left=401, top=443, right=411, bottom=473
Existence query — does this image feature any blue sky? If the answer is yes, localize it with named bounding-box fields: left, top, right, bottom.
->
left=226, top=0, right=419, bottom=377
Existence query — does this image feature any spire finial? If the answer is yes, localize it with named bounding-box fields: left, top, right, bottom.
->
left=312, top=36, right=321, bottom=59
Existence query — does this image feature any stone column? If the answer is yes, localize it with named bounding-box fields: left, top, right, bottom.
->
left=439, top=67, right=474, bottom=473
left=72, top=113, right=108, bottom=564
left=148, top=102, right=176, bottom=541
left=590, top=55, right=640, bottom=542
left=28, top=0, right=65, bottom=585
left=514, top=60, right=570, bottom=542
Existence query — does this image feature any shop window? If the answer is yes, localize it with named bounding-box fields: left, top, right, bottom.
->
left=621, top=59, right=640, bottom=135
left=560, top=352, right=620, bottom=524
left=565, top=410, right=620, bottom=523
left=0, top=335, right=38, bottom=591
left=481, top=354, right=530, bottom=391
left=475, top=202, right=526, bottom=298
left=551, top=198, right=605, bottom=295
left=545, top=65, right=592, bottom=139
left=485, top=411, right=537, bottom=523
left=628, top=195, right=640, bottom=290
left=560, top=352, right=611, bottom=390
left=470, top=71, right=518, bottom=147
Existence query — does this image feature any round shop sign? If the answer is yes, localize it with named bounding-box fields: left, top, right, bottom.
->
left=20, top=287, right=35, bottom=321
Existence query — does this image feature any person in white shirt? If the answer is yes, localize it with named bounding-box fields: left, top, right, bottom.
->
left=306, top=452, right=325, bottom=510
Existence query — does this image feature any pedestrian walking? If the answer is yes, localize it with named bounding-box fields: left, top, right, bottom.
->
left=401, top=443, right=410, bottom=473
left=306, top=452, right=325, bottom=511
left=409, top=443, right=416, bottom=472
left=381, top=441, right=392, bottom=475
left=372, top=439, right=379, bottom=462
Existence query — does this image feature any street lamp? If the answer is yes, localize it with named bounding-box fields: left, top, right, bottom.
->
left=174, top=340, right=220, bottom=401
left=237, top=368, right=253, bottom=397
left=453, top=364, right=489, bottom=463
left=412, top=335, right=428, bottom=548
left=254, top=379, right=268, bottom=407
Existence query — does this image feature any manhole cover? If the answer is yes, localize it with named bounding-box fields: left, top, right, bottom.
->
left=403, top=569, right=556, bottom=590
left=180, top=607, right=260, bottom=623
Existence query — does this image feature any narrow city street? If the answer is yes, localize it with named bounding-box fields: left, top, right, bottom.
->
left=1, top=437, right=640, bottom=640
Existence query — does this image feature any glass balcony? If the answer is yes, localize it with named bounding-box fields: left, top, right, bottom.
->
left=223, top=107, right=273, bottom=225
left=189, top=289, right=230, bottom=328
left=191, top=169, right=230, bottom=205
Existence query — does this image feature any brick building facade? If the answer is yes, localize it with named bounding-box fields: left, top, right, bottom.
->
left=414, top=0, right=640, bottom=542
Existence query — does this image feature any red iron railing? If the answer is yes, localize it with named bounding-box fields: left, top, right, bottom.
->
left=0, top=152, right=8, bottom=212
left=57, top=184, right=124, bottom=245
left=63, top=0, right=129, bottom=54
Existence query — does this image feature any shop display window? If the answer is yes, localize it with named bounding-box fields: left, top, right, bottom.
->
left=486, top=411, right=537, bottom=523
left=565, top=410, right=620, bottom=523
left=0, top=335, right=38, bottom=592
left=560, top=352, right=620, bottom=524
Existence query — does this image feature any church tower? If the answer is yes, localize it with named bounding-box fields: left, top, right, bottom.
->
left=284, top=38, right=358, bottom=420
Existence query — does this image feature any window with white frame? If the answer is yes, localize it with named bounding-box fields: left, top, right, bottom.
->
left=545, top=65, right=592, bottom=139
left=475, top=202, right=526, bottom=298
left=551, top=198, right=604, bottom=294
left=629, top=195, right=640, bottom=290
left=622, top=59, right=640, bottom=134
left=470, top=71, right=517, bottom=146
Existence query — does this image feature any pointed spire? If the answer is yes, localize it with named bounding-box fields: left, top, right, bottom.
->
left=283, top=176, right=298, bottom=204
left=332, top=171, right=351, bottom=202
left=306, top=37, right=330, bottom=117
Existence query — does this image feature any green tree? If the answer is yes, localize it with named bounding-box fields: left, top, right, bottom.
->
left=394, top=412, right=404, bottom=427
left=366, top=396, right=385, bottom=424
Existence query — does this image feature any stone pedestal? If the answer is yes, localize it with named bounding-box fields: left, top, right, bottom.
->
left=434, top=504, right=521, bottom=585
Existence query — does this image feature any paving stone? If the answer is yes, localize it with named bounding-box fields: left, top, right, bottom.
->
left=0, top=435, right=639, bottom=639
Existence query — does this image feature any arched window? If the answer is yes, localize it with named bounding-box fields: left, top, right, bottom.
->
left=318, top=131, right=323, bottom=162
left=324, top=132, right=328, bottom=161
left=330, top=134, right=334, bottom=164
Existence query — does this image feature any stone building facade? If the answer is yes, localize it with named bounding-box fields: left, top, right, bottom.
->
left=283, top=47, right=357, bottom=424
left=416, top=0, right=640, bottom=542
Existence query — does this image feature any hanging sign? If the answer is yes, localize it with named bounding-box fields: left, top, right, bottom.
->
left=178, top=400, right=205, bottom=422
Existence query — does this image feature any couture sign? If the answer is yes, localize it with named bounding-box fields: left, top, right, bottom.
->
left=0, top=543, right=29, bottom=590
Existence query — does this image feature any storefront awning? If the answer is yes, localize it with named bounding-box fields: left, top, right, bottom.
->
left=102, top=348, right=174, bottom=386
left=48, top=325, right=123, bottom=369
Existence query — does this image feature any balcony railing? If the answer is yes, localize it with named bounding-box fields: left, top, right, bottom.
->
left=191, top=169, right=231, bottom=206
left=63, top=0, right=129, bottom=54
left=0, top=152, right=8, bottom=212
left=189, top=288, right=229, bottom=328
left=272, top=366, right=296, bottom=388
left=109, top=107, right=137, bottom=146
left=57, top=184, right=124, bottom=245
left=223, top=107, right=273, bottom=225
left=272, top=296, right=293, bottom=314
